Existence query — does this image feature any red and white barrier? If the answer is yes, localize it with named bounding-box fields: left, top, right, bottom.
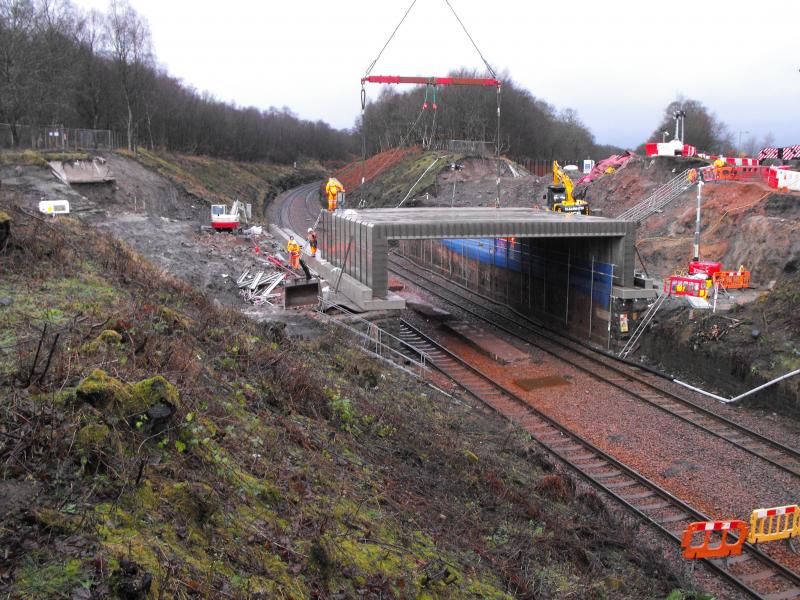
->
left=759, top=145, right=800, bottom=161
left=645, top=140, right=697, bottom=158
left=726, top=157, right=758, bottom=166
left=772, top=168, right=800, bottom=192
left=752, top=505, right=797, bottom=520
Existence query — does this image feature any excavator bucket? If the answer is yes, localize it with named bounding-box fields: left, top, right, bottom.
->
left=283, top=278, right=320, bottom=308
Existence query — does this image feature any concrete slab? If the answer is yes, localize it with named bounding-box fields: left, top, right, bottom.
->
left=443, top=320, right=529, bottom=364
left=612, top=285, right=659, bottom=300
left=49, top=158, right=114, bottom=184
left=406, top=299, right=452, bottom=320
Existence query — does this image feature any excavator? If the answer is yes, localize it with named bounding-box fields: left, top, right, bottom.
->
left=544, top=160, right=589, bottom=215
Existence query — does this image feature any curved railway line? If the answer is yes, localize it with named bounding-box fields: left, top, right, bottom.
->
left=278, top=181, right=322, bottom=236
left=396, top=319, right=800, bottom=600
left=274, top=187, right=800, bottom=598
left=388, top=255, right=800, bottom=480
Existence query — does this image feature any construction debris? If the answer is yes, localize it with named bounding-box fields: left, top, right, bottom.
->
left=236, top=269, right=285, bottom=305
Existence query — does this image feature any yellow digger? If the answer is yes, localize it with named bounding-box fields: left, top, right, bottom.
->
left=544, top=161, right=589, bottom=215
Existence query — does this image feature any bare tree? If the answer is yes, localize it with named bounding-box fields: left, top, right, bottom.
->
left=0, top=0, right=37, bottom=145
left=104, top=0, right=152, bottom=151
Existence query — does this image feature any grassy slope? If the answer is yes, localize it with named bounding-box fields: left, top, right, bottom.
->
left=0, top=195, right=701, bottom=598
left=120, top=148, right=325, bottom=218
left=356, top=151, right=463, bottom=208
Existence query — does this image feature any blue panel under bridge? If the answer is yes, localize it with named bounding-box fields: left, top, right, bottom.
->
left=440, top=238, right=614, bottom=310
left=403, top=236, right=616, bottom=345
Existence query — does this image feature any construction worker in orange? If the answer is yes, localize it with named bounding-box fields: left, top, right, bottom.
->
left=287, top=236, right=301, bottom=269
left=325, top=177, right=345, bottom=211
left=307, top=228, right=318, bottom=257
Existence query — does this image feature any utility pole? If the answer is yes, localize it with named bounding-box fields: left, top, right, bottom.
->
left=738, top=130, right=749, bottom=156
left=693, top=181, right=704, bottom=261
left=673, top=110, right=686, bottom=142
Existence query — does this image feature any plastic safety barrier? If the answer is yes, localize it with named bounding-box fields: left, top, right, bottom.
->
left=773, top=169, right=800, bottom=192
left=747, top=505, right=799, bottom=545
left=681, top=520, right=748, bottom=559
left=713, top=270, right=750, bottom=290
left=645, top=141, right=697, bottom=158
left=665, top=276, right=711, bottom=298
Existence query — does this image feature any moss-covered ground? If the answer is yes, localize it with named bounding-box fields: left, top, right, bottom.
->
left=0, top=193, right=709, bottom=598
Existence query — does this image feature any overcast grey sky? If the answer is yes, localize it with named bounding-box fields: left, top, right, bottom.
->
left=74, top=0, right=799, bottom=149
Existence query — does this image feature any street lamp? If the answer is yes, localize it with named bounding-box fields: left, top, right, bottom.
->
left=738, top=130, right=749, bottom=156
left=662, top=131, right=669, bottom=143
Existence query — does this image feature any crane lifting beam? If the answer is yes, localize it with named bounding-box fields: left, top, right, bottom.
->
left=361, top=75, right=501, bottom=87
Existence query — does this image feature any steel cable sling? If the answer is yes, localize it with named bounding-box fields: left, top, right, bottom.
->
left=358, top=0, right=502, bottom=205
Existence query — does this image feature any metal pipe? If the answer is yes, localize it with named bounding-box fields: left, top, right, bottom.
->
left=397, top=157, right=440, bottom=208
left=674, top=369, right=800, bottom=404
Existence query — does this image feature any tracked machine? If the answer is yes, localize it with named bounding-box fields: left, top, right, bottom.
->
left=545, top=161, right=589, bottom=215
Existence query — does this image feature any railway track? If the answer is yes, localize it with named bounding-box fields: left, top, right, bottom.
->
left=397, top=319, right=800, bottom=600
left=278, top=181, right=322, bottom=236
left=388, top=255, right=800, bottom=480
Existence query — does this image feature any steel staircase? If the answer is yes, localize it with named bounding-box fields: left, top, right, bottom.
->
left=617, top=169, right=695, bottom=222
left=618, top=293, right=667, bottom=358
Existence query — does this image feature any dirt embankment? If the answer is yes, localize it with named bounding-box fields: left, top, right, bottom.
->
left=579, top=156, right=800, bottom=415
left=353, top=150, right=545, bottom=209
left=0, top=151, right=316, bottom=310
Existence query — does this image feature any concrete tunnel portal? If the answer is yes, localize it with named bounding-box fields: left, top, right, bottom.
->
left=318, top=208, right=648, bottom=345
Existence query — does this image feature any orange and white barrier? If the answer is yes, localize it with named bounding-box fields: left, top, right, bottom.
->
left=713, top=270, right=750, bottom=290
left=681, top=520, right=748, bottom=559
left=747, top=505, right=799, bottom=545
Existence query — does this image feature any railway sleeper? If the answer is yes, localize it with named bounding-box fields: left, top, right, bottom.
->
left=762, top=588, right=800, bottom=600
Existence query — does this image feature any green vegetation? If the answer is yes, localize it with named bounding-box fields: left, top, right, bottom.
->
left=0, top=193, right=701, bottom=598
left=357, top=150, right=463, bottom=208
left=0, top=149, right=90, bottom=167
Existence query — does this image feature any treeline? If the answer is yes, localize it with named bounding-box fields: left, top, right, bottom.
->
left=0, top=0, right=352, bottom=162
left=358, top=70, right=622, bottom=161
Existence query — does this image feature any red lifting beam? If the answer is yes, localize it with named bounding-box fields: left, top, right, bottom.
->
left=361, top=75, right=501, bottom=87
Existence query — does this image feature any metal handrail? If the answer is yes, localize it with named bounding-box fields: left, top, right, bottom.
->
left=316, top=300, right=430, bottom=378
left=618, top=169, right=694, bottom=222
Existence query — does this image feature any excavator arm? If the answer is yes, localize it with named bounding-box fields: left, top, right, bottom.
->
left=552, top=161, right=575, bottom=204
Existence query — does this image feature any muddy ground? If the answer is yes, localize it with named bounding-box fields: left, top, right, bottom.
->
left=413, top=157, right=549, bottom=208
left=0, top=154, right=320, bottom=334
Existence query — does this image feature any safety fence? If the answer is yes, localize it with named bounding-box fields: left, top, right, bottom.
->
left=698, top=163, right=800, bottom=192
left=315, top=300, right=430, bottom=380
left=681, top=503, right=799, bottom=560
left=513, top=158, right=581, bottom=178
left=396, top=238, right=615, bottom=347
left=0, top=123, right=120, bottom=151
left=430, top=139, right=496, bottom=157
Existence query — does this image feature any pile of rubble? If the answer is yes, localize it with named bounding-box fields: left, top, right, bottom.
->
left=237, top=268, right=284, bottom=306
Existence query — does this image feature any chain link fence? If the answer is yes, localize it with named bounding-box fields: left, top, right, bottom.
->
left=429, top=139, right=496, bottom=156
left=0, top=123, right=120, bottom=151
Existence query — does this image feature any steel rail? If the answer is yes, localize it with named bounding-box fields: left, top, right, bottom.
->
left=398, top=319, right=800, bottom=600
left=388, top=256, right=800, bottom=480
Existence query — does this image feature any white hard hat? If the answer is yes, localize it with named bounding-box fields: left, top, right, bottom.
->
left=307, top=228, right=313, bottom=233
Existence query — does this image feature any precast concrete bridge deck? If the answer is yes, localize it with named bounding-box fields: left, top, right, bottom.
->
left=319, top=207, right=638, bottom=299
